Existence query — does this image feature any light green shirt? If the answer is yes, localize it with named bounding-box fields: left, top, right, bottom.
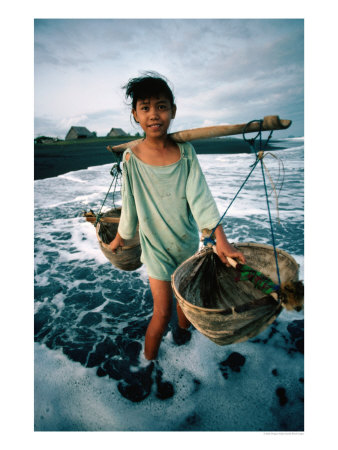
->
left=118, top=142, right=220, bottom=281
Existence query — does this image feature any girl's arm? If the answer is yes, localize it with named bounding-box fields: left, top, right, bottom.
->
left=185, top=143, right=245, bottom=265
left=109, top=232, right=125, bottom=253
left=214, top=225, right=246, bottom=266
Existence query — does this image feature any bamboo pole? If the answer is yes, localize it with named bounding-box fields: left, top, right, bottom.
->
left=84, top=216, right=120, bottom=224
left=107, top=115, right=291, bottom=154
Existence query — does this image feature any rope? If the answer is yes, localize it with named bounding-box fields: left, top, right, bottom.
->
left=95, top=161, right=122, bottom=226
left=203, top=158, right=260, bottom=247
left=261, top=156, right=284, bottom=224
left=110, top=163, right=123, bottom=209
left=245, top=121, right=282, bottom=289
left=204, top=118, right=283, bottom=291
left=204, top=120, right=271, bottom=245
left=259, top=155, right=282, bottom=288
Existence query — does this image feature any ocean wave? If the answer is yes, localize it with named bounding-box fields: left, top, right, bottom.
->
left=34, top=144, right=304, bottom=431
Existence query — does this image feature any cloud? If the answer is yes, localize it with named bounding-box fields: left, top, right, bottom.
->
left=34, top=19, right=304, bottom=137
left=34, top=116, right=67, bottom=138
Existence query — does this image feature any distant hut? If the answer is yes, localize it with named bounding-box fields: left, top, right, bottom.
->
left=34, top=136, right=58, bottom=144
left=107, top=127, right=127, bottom=137
left=65, top=126, right=95, bottom=140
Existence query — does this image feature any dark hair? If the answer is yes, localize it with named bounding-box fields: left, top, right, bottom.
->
left=123, top=72, right=175, bottom=110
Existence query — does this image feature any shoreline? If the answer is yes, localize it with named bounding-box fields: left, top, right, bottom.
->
left=34, top=138, right=288, bottom=180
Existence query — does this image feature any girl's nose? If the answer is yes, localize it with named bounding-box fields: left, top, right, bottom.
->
left=149, top=107, right=159, bottom=118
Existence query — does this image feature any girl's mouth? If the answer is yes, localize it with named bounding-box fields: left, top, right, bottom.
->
left=148, top=124, right=161, bottom=128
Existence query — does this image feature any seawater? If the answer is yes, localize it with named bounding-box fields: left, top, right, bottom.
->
left=34, top=140, right=304, bottom=431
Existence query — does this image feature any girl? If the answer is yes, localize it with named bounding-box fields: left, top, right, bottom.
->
left=109, top=72, right=245, bottom=361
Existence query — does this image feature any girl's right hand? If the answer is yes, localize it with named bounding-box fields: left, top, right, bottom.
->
left=109, top=233, right=125, bottom=253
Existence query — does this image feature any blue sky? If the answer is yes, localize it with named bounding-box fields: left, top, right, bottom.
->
left=34, top=19, right=304, bottom=139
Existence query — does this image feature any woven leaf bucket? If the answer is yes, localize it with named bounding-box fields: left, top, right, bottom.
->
left=171, top=242, right=299, bottom=345
left=85, top=207, right=142, bottom=271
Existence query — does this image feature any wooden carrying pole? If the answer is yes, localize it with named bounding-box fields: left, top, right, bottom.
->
left=107, top=115, right=291, bottom=153
left=84, top=216, right=120, bottom=224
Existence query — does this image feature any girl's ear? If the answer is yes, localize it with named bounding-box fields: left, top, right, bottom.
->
left=171, top=104, right=177, bottom=120
left=132, top=109, right=139, bottom=123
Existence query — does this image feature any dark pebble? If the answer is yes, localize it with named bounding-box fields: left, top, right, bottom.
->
left=88, top=336, right=119, bottom=367
left=272, top=368, right=278, bottom=376
left=186, top=413, right=199, bottom=425
left=219, top=352, right=246, bottom=379
left=286, top=320, right=304, bottom=354
left=115, top=335, right=143, bottom=362
left=193, top=378, right=201, bottom=392
left=52, top=331, right=70, bottom=348
left=125, top=341, right=142, bottom=363
left=96, top=366, right=107, bottom=377
left=268, top=325, right=279, bottom=339
left=220, top=352, right=246, bottom=372
left=287, top=319, right=304, bottom=340
left=172, top=325, right=192, bottom=346
left=155, top=367, right=174, bottom=400
left=98, top=336, right=120, bottom=355
left=276, top=387, right=288, bottom=406
left=118, top=379, right=151, bottom=403
left=295, top=338, right=304, bottom=354
left=117, top=362, right=154, bottom=403
left=102, top=358, right=131, bottom=381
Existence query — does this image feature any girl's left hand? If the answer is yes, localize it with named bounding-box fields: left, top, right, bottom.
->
left=213, top=225, right=246, bottom=267
left=216, top=240, right=246, bottom=267
left=109, top=232, right=125, bottom=254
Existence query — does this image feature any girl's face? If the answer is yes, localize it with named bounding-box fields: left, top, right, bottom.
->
left=133, top=95, right=176, bottom=138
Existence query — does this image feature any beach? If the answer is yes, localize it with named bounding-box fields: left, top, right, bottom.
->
left=34, top=137, right=284, bottom=180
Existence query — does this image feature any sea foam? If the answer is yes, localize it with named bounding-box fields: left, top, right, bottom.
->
left=34, top=142, right=304, bottom=431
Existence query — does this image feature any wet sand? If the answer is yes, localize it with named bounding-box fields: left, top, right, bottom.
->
left=34, top=137, right=281, bottom=180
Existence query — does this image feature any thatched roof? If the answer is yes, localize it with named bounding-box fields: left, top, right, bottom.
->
left=107, top=127, right=127, bottom=137
left=65, top=126, right=95, bottom=140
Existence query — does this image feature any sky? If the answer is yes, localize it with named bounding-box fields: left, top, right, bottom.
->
left=34, top=18, right=304, bottom=139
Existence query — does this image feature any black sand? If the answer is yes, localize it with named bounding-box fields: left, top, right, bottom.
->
left=34, top=137, right=284, bottom=180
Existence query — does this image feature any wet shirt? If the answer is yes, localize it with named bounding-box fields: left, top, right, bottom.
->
left=118, top=142, right=220, bottom=281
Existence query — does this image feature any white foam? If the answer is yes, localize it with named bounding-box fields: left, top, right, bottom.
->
left=278, top=137, right=304, bottom=141
left=58, top=173, right=87, bottom=183
left=35, top=313, right=304, bottom=432
left=34, top=143, right=304, bottom=432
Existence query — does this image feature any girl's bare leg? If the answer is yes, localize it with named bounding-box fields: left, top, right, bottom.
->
left=144, top=277, right=173, bottom=360
left=176, top=301, right=191, bottom=329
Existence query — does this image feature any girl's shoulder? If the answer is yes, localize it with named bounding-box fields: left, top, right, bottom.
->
left=123, top=141, right=145, bottom=163
left=180, top=141, right=196, bottom=160
left=123, top=148, right=133, bottom=162
left=123, top=142, right=196, bottom=163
